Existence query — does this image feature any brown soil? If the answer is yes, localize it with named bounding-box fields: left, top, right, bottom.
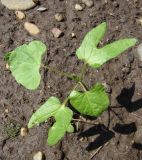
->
left=0, top=0, right=142, bottom=160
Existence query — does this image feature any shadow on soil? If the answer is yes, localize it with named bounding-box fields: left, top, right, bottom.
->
left=79, top=124, right=115, bottom=151
left=78, top=122, right=137, bottom=151
left=117, top=83, right=142, bottom=112
left=113, top=122, right=137, bottom=134
left=132, top=143, right=142, bottom=150
left=116, top=83, right=142, bottom=150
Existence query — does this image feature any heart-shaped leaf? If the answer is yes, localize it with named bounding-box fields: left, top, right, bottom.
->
left=69, top=83, right=109, bottom=116
left=77, top=22, right=137, bottom=68
left=6, top=41, right=47, bottom=90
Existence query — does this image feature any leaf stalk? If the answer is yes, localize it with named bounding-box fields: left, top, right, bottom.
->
left=41, top=64, right=80, bottom=82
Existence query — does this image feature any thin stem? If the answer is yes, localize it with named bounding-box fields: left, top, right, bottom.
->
left=79, top=81, right=88, bottom=91
left=62, top=97, right=69, bottom=106
left=72, top=118, right=99, bottom=125
left=79, top=62, right=87, bottom=81
left=41, top=64, right=79, bottom=82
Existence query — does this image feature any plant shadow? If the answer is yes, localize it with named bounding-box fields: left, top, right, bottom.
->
left=117, top=83, right=142, bottom=112
left=132, top=142, right=142, bottom=150
left=79, top=124, right=115, bottom=151
left=113, top=122, right=137, bottom=134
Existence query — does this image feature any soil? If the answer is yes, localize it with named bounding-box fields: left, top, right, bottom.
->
left=0, top=0, right=142, bottom=160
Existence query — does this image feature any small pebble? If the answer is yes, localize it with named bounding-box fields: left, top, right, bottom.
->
left=24, top=22, right=40, bottom=36
left=79, top=137, right=88, bottom=142
left=55, top=13, right=64, bottom=22
left=75, top=4, right=84, bottom=11
left=51, top=28, right=63, bottom=38
left=20, top=127, right=28, bottom=137
left=37, top=7, right=48, bottom=12
left=136, top=18, right=142, bottom=25
left=5, top=109, right=9, bottom=113
left=33, top=151, right=43, bottom=160
left=6, top=63, right=10, bottom=69
left=82, top=0, right=94, bottom=7
left=71, top=32, right=76, bottom=38
left=15, top=11, right=25, bottom=20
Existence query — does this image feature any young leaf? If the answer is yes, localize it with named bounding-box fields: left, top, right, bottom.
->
left=77, top=22, right=107, bottom=61
left=28, top=97, right=61, bottom=128
left=69, top=83, right=109, bottom=116
left=47, top=107, right=73, bottom=146
left=5, top=41, right=47, bottom=90
left=28, top=97, right=73, bottom=146
left=87, top=39, right=137, bottom=68
left=76, top=22, right=137, bottom=68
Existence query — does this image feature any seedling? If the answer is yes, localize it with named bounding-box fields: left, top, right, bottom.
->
left=5, top=22, right=137, bottom=146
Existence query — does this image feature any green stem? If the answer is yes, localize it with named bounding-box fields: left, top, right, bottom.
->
left=79, top=62, right=87, bottom=81
left=62, top=97, right=69, bottom=106
left=62, top=83, right=80, bottom=107
left=79, top=81, right=88, bottom=91
left=41, top=64, right=79, bottom=82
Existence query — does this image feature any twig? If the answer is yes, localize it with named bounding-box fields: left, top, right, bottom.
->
left=89, top=142, right=109, bottom=159
left=131, top=113, right=142, bottom=120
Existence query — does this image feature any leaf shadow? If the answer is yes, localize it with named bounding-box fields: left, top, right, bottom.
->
left=113, top=122, right=137, bottom=134
left=78, top=124, right=115, bottom=151
left=132, top=142, right=142, bottom=150
left=117, top=83, right=142, bottom=112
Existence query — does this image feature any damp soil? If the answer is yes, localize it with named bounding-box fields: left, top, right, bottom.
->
left=0, top=0, right=142, bottom=160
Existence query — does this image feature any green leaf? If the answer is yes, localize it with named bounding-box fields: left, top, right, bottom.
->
left=76, top=22, right=137, bottom=68
left=47, top=107, right=73, bottom=146
left=77, top=22, right=107, bottom=61
left=6, top=40, right=47, bottom=90
left=67, top=124, right=74, bottom=133
left=69, top=83, right=109, bottom=116
left=28, top=96, right=73, bottom=146
left=28, top=97, right=61, bottom=128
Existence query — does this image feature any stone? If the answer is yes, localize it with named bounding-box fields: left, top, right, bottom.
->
left=15, top=11, right=25, bottom=20
left=71, top=32, right=76, bottom=38
left=1, top=0, right=37, bottom=10
left=82, top=0, right=94, bottom=7
left=75, top=4, right=84, bottom=11
left=51, top=28, right=63, bottom=38
left=24, top=22, right=40, bottom=36
left=136, top=18, right=142, bottom=25
left=33, top=151, right=43, bottom=160
left=20, top=127, right=28, bottom=137
left=37, top=7, right=48, bottom=12
left=6, top=63, right=10, bottom=69
left=55, top=13, right=64, bottom=22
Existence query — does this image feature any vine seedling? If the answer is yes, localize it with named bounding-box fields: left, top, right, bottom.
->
left=5, top=22, right=137, bottom=146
